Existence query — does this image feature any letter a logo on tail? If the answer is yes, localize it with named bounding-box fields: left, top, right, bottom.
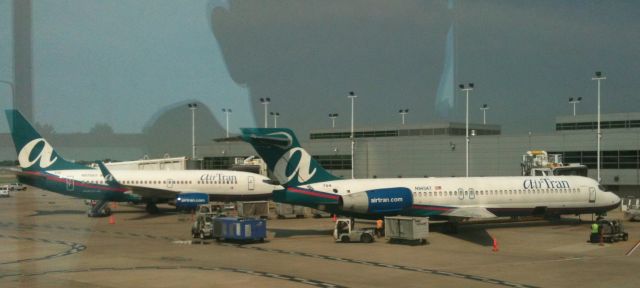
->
left=18, top=138, right=58, bottom=169
left=274, top=147, right=317, bottom=184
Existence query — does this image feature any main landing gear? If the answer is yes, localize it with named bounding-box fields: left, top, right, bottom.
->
left=145, top=202, right=160, bottom=214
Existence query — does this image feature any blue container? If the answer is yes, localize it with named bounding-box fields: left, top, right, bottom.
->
left=212, top=217, right=267, bottom=242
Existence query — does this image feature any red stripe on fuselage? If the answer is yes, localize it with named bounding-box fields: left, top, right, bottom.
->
left=287, top=187, right=339, bottom=200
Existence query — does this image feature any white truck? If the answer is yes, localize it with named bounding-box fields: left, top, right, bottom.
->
left=333, top=218, right=375, bottom=243
left=0, top=185, right=10, bottom=198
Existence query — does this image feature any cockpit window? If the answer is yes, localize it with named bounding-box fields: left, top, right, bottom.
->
left=598, top=184, right=606, bottom=191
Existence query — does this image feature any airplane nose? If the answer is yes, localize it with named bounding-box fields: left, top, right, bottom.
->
left=612, top=193, right=621, bottom=206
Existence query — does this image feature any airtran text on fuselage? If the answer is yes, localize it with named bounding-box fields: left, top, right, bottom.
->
left=200, top=173, right=237, bottom=183
left=523, top=178, right=570, bottom=189
left=370, top=197, right=404, bottom=204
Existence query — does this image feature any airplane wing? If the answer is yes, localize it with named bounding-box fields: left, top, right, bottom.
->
left=120, top=185, right=179, bottom=200
left=441, top=207, right=497, bottom=219
left=0, top=166, right=22, bottom=174
left=96, top=162, right=179, bottom=200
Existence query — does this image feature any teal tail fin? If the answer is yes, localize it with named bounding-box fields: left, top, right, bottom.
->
left=240, top=128, right=339, bottom=187
left=5, top=109, right=90, bottom=171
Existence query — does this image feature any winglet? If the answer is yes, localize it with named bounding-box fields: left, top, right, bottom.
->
left=97, top=162, right=123, bottom=188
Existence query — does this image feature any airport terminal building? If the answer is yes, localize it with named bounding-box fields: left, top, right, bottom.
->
left=201, top=112, right=640, bottom=197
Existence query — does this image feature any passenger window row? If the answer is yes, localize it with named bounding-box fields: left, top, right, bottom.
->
left=413, top=188, right=581, bottom=198
left=86, top=179, right=238, bottom=185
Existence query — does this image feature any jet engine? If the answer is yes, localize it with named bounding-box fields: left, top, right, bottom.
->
left=175, top=192, right=209, bottom=210
left=338, top=187, right=413, bottom=214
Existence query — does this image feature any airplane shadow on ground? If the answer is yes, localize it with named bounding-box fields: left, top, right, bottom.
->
left=126, top=209, right=181, bottom=221
left=433, top=218, right=584, bottom=247
left=268, top=228, right=333, bottom=238
left=29, top=210, right=86, bottom=216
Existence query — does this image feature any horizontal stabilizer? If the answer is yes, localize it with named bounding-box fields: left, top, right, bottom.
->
left=441, top=207, right=497, bottom=219
left=246, top=134, right=292, bottom=148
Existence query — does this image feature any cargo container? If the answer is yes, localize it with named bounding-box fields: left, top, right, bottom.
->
left=237, top=201, right=269, bottom=219
left=384, top=216, right=429, bottom=245
left=212, top=217, right=267, bottom=242
left=275, top=203, right=306, bottom=218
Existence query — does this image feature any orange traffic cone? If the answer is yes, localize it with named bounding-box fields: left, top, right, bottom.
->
left=492, top=237, right=499, bottom=252
left=109, top=215, right=116, bottom=225
left=332, top=214, right=337, bottom=222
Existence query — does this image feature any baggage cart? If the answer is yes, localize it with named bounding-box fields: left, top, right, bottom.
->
left=385, top=216, right=429, bottom=245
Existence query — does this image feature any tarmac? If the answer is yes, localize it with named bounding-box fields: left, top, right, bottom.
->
left=1, top=188, right=639, bottom=288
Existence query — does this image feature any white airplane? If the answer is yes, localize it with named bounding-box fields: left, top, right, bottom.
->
left=5, top=110, right=279, bottom=216
left=241, top=128, right=621, bottom=224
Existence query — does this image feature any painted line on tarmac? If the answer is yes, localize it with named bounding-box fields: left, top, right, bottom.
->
left=0, top=221, right=169, bottom=242
left=625, top=240, right=640, bottom=256
left=223, top=244, right=538, bottom=288
left=0, top=234, right=86, bottom=265
left=0, top=266, right=346, bottom=288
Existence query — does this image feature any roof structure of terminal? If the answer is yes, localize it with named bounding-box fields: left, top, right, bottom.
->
left=556, top=112, right=640, bottom=131
left=309, top=122, right=501, bottom=140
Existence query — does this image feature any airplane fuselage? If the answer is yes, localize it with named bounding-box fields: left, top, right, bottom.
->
left=19, top=168, right=275, bottom=202
left=275, top=176, right=620, bottom=219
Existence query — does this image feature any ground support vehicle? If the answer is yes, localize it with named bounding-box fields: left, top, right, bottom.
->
left=7, top=183, right=27, bottom=191
left=191, top=213, right=217, bottom=240
left=212, top=217, right=266, bottom=243
left=590, top=219, right=629, bottom=243
left=333, top=218, right=375, bottom=243
left=85, top=200, right=112, bottom=217
left=0, top=186, right=10, bottom=198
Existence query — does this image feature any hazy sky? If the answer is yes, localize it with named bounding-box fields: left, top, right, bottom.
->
left=1, top=0, right=639, bottom=138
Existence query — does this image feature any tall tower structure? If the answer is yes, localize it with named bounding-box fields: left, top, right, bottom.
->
left=13, top=0, right=33, bottom=120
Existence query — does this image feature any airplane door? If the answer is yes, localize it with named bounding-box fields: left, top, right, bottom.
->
left=167, top=179, right=174, bottom=189
left=469, top=188, right=476, bottom=200
left=588, top=187, right=596, bottom=203
left=66, top=176, right=74, bottom=191
left=457, top=188, right=464, bottom=200
left=248, top=176, right=255, bottom=191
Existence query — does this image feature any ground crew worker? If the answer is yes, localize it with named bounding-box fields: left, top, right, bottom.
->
left=590, top=222, right=600, bottom=243
left=376, top=219, right=384, bottom=238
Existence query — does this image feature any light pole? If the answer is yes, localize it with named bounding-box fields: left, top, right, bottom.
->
left=398, top=109, right=409, bottom=125
left=0, top=80, right=15, bottom=99
left=592, top=71, right=606, bottom=183
left=328, top=113, right=339, bottom=128
left=270, top=112, right=280, bottom=128
left=259, top=98, right=271, bottom=128
left=0, top=80, right=15, bottom=110
left=569, top=97, right=582, bottom=116
left=348, top=91, right=357, bottom=179
left=187, top=103, right=198, bottom=159
left=459, top=83, right=474, bottom=177
left=222, top=108, right=232, bottom=138
left=480, top=104, right=489, bottom=125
